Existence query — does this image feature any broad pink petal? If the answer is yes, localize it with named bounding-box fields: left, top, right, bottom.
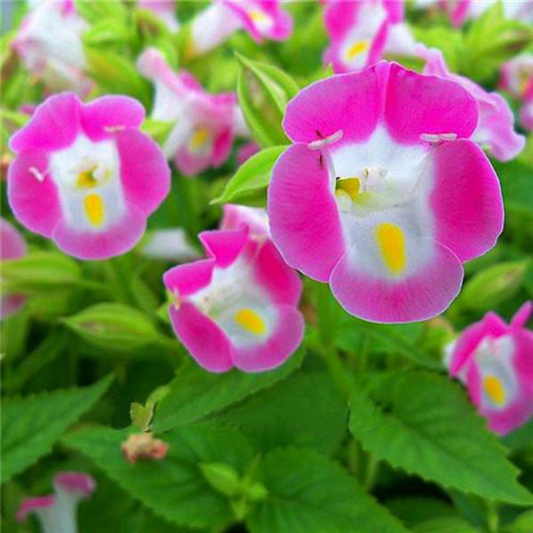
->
left=54, top=472, right=95, bottom=496
left=512, top=301, right=532, bottom=329
left=17, top=496, right=55, bottom=522
left=385, top=63, right=478, bottom=144
left=174, top=149, right=212, bottom=177
left=169, top=303, right=234, bottom=373
left=200, top=229, right=248, bottom=268
left=7, top=150, right=62, bottom=238
left=330, top=242, right=464, bottom=323
left=1, top=219, right=27, bottom=259
left=232, top=305, right=304, bottom=372
left=431, top=140, right=503, bottom=263
left=10, top=93, right=81, bottom=153
left=268, top=143, right=344, bottom=282
left=116, top=129, right=171, bottom=216
left=163, top=259, right=215, bottom=298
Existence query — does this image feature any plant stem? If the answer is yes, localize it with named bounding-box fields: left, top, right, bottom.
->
left=364, top=454, right=380, bottom=492
left=486, top=501, right=499, bottom=533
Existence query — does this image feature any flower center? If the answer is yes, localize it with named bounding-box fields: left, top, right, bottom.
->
left=483, top=375, right=506, bottom=407
left=234, top=308, right=266, bottom=335
left=346, top=40, right=369, bottom=61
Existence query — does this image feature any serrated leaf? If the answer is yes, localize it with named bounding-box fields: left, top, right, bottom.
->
left=213, top=371, right=347, bottom=455
left=1, top=375, right=113, bottom=483
left=153, top=347, right=304, bottom=432
left=247, top=448, right=410, bottom=533
left=62, top=423, right=254, bottom=529
left=212, top=146, right=285, bottom=205
left=348, top=372, right=533, bottom=505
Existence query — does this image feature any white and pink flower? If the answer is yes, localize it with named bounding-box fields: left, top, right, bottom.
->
left=163, top=216, right=304, bottom=373
left=18, top=472, right=95, bottom=533
left=0, top=219, right=28, bottom=320
left=138, top=0, right=180, bottom=32
left=419, top=46, right=525, bottom=161
left=13, top=0, right=91, bottom=95
left=441, top=0, right=533, bottom=27
left=268, top=61, right=504, bottom=323
left=187, top=0, right=292, bottom=57
left=446, top=302, right=533, bottom=435
left=8, top=92, right=170, bottom=260
left=323, top=0, right=416, bottom=73
left=138, top=48, right=238, bottom=176
left=500, top=53, right=533, bottom=131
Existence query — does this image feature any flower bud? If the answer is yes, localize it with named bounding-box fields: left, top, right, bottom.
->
left=121, top=432, right=168, bottom=464
left=199, top=462, right=242, bottom=497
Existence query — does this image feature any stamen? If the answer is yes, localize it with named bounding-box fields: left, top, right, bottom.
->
left=235, top=308, right=266, bottom=335
left=189, top=127, right=210, bottom=152
left=376, top=223, right=407, bottom=275
left=483, top=375, right=506, bottom=406
left=29, top=167, right=46, bottom=182
left=420, top=132, right=458, bottom=143
left=104, top=125, right=126, bottom=133
left=308, top=129, right=343, bottom=151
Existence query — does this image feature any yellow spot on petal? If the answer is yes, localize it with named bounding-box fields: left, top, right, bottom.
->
left=346, top=41, right=369, bottom=61
left=84, top=193, right=104, bottom=228
left=484, top=375, right=506, bottom=406
left=249, top=9, right=268, bottom=23
left=189, top=127, right=210, bottom=152
left=335, top=177, right=360, bottom=202
left=376, top=223, right=407, bottom=275
left=77, top=167, right=98, bottom=188
left=235, top=308, right=266, bottom=335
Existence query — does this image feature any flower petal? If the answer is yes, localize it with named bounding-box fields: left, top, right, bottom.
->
left=163, top=259, right=215, bottom=298
left=200, top=229, right=248, bottom=268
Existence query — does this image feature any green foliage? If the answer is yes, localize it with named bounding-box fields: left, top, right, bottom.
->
left=348, top=372, right=533, bottom=505
left=1, top=375, right=112, bottom=483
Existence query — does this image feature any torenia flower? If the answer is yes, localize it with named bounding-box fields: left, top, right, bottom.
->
left=442, top=0, right=533, bottom=27
left=163, top=225, right=304, bottom=373
left=445, top=303, right=533, bottom=435
left=323, top=0, right=415, bottom=73
left=138, top=0, right=180, bottom=32
left=221, top=204, right=269, bottom=239
left=419, top=46, right=525, bottom=161
left=520, top=87, right=533, bottom=131
left=187, top=0, right=292, bottom=58
left=500, top=54, right=533, bottom=131
left=138, top=48, right=237, bottom=176
left=8, top=93, right=170, bottom=260
left=1, top=219, right=28, bottom=320
left=18, top=472, right=95, bottom=533
left=268, top=61, right=504, bottom=323
left=13, top=0, right=91, bottom=95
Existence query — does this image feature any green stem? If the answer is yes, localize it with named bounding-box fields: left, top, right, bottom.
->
left=486, top=501, right=499, bottom=533
left=364, top=454, right=380, bottom=492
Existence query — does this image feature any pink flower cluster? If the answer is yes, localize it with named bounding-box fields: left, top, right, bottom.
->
left=446, top=303, right=533, bottom=435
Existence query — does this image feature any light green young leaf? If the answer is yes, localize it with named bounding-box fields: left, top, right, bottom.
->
left=1, top=375, right=113, bottom=483
left=212, top=146, right=285, bottom=205
left=348, top=372, right=533, bottom=505
left=236, top=53, right=299, bottom=147
left=246, top=448, right=410, bottom=533
left=75, top=0, right=128, bottom=24
left=62, top=423, right=254, bottom=529
left=153, top=347, right=304, bottom=432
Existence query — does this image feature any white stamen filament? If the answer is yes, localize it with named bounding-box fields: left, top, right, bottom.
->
left=308, top=129, right=344, bottom=151
left=420, top=132, right=458, bottom=143
left=29, top=166, right=47, bottom=182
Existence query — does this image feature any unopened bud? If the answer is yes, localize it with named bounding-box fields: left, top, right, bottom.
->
left=121, top=432, right=168, bottom=464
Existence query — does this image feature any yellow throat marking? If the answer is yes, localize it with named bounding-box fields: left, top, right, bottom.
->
left=376, top=223, right=407, bottom=275
left=189, top=127, right=210, bottom=151
left=235, top=308, right=266, bottom=335
left=483, top=375, right=506, bottom=406
left=335, top=177, right=361, bottom=202
left=84, top=193, right=105, bottom=228
left=346, top=41, right=369, bottom=61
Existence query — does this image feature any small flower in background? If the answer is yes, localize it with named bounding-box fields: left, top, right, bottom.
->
left=445, top=302, right=533, bottom=435
left=7, top=92, right=170, bottom=260
left=441, top=0, right=533, bottom=27
left=138, top=0, right=180, bottom=32
left=419, top=46, right=525, bottom=161
left=220, top=204, right=269, bottom=240
left=323, top=0, right=416, bottom=73
left=236, top=141, right=260, bottom=166
left=500, top=53, right=533, bottom=132
left=140, top=228, right=201, bottom=262
left=268, top=61, right=504, bottom=323
left=12, top=0, right=91, bottom=95
left=187, top=0, right=293, bottom=58
left=138, top=47, right=238, bottom=176
left=0, top=219, right=28, bottom=320
left=122, top=432, right=169, bottom=464
left=163, top=221, right=304, bottom=372
left=18, top=472, right=95, bottom=533
left=520, top=87, right=533, bottom=131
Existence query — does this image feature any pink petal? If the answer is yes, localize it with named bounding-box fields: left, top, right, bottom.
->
left=7, top=150, right=62, bottom=238
left=169, top=302, right=234, bottom=373
left=163, top=259, right=216, bottom=298
left=330, top=242, right=464, bottom=323
left=10, top=93, right=81, bottom=153
left=54, top=472, right=95, bottom=496
left=268, top=143, right=344, bottom=282
left=1, top=219, right=27, bottom=260
left=1, top=295, right=27, bottom=321
left=17, top=496, right=55, bottom=522
left=174, top=148, right=212, bottom=177
left=385, top=63, right=478, bottom=145
left=116, top=129, right=171, bottom=216
left=200, top=229, right=248, bottom=268
left=81, top=96, right=145, bottom=142
left=232, top=305, right=304, bottom=372
left=431, top=140, right=503, bottom=263
left=512, top=301, right=532, bottom=329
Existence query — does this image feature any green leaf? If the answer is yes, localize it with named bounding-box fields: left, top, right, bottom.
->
left=413, top=517, right=481, bottom=533
left=236, top=53, right=299, bottom=147
left=385, top=497, right=456, bottom=526
left=247, top=448, right=410, bottom=533
left=493, top=160, right=533, bottom=220
left=1, top=375, right=113, bottom=483
left=141, top=118, right=174, bottom=146
left=75, top=0, right=128, bottom=24
left=213, top=371, right=347, bottom=455
left=503, top=510, right=533, bottom=533
left=63, top=423, right=254, bottom=529
left=153, top=347, right=304, bottom=432
left=348, top=372, right=533, bottom=505
left=212, top=146, right=285, bottom=205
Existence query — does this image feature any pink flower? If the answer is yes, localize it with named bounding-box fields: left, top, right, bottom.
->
left=221, top=204, right=269, bottom=240
left=163, top=224, right=304, bottom=373
left=8, top=92, right=170, bottom=260
left=323, top=0, right=416, bottom=73
left=18, top=471, right=95, bottom=533
left=268, top=61, right=504, bottom=323
left=441, top=0, right=533, bottom=27
left=445, top=303, right=533, bottom=435
left=500, top=54, right=533, bottom=131
left=137, top=48, right=237, bottom=176
left=520, top=91, right=533, bottom=131
left=188, top=0, right=292, bottom=57
left=13, top=0, right=91, bottom=95
left=138, top=0, right=180, bottom=32
left=1, top=219, right=28, bottom=320
left=236, top=142, right=260, bottom=166
left=419, top=46, right=525, bottom=161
